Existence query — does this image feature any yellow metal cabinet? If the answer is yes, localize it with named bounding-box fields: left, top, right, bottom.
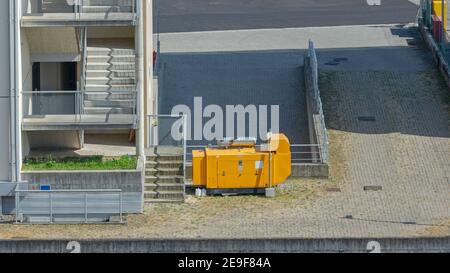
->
left=433, top=0, right=448, bottom=29
left=192, top=134, right=291, bottom=191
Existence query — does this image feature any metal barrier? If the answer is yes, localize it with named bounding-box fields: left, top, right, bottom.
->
left=22, top=90, right=138, bottom=117
left=185, top=144, right=325, bottom=165
left=147, top=114, right=188, bottom=190
left=305, top=40, right=329, bottom=164
left=15, top=189, right=123, bottom=224
left=419, top=0, right=433, bottom=28
left=23, top=0, right=136, bottom=15
left=420, top=0, right=448, bottom=50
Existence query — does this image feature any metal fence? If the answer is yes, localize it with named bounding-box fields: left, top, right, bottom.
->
left=185, top=143, right=324, bottom=165
left=305, top=40, right=329, bottom=164
left=419, top=0, right=433, bottom=28
left=15, top=189, right=124, bottom=224
left=419, top=0, right=448, bottom=48
left=22, top=90, right=138, bottom=116
left=23, top=0, right=136, bottom=15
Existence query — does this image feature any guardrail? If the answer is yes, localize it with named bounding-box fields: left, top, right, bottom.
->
left=22, top=0, right=137, bottom=15
left=185, top=143, right=325, bottom=165
left=15, top=189, right=124, bottom=224
left=22, top=90, right=138, bottom=117
left=147, top=114, right=188, bottom=194
left=305, top=40, right=329, bottom=164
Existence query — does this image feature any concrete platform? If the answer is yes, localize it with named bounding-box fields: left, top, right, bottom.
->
left=28, top=134, right=135, bottom=159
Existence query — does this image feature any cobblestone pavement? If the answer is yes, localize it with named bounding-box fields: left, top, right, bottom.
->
left=0, top=25, right=449, bottom=239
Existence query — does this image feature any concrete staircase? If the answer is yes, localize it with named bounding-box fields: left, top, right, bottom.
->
left=41, top=0, right=74, bottom=13
left=144, top=153, right=185, bottom=203
left=81, top=0, right=135, bottom=13
left=84, top=43, right=136, bottom=115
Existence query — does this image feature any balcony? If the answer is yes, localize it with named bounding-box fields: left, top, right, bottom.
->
left=22, top=90, right=137, bottom=131
left=21, top=0, right=137, bottom=27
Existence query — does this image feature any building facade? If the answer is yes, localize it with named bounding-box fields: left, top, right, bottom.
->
left=0, top=0, right=155, bottom=220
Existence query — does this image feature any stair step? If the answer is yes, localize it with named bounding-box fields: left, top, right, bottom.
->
left=83, top=0, right=135, bottom=6
left=86, top=77, right=135, bottom=85
left=84, top=99, right=135, bottom=108
left=84, top=107, right=134, bottom=115
left=87, top=62, right=135, bottom=70
left=144, top=183, right=185, bottom=191
left=85, top=84, right=136, bottom=91
left=144, top=191, right=185, bottom=200
left=145, top=175, right=184, bottom=184
left=86, top=70, right=136, bottom=78
left=87, top=55, right=136, bottom=62
left=84, top=92, right=136, bottom=100
left=144, top=198, right=185, bottom=204
left=82, top=6, right=133, bottom=13
left=145, top=168, right=183, bottom=176
left=146, top=155, right=184, bottom=161
left=146, top=160, right=183, bottom=169
left=87, top=48, right=135, bottom=55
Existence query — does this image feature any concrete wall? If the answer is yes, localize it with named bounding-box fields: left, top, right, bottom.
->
left=0, top=237, right=449, bottom=253
left=24, top=27, right=79, bottom=58
left=26, top=131, right=81, bottom=150
left=292, top=163, right=329, bottom=178
left=21, top=170, right=142, bottom=192
left=297, top=47, right=330, bottom=178
left=87, top=27, right=135, bottom=39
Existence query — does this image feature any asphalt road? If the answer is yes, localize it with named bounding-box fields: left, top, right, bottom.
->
left=154, top=0, right=419, bottom=33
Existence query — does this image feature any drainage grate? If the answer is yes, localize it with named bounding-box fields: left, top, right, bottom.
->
left=324, top=57, right=348, bottom=66
left=326, top=187, right=341, bottom=192
left=334, top=57, right=348, bottom=62
left=358, top=116, right=376, bottom=122
left=364, top=185, right=382, bottom=191
left=324, top=61, right=340, bottom=66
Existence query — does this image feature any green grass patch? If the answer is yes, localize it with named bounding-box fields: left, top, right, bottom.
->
left=22, top=155, right=137, bottom=171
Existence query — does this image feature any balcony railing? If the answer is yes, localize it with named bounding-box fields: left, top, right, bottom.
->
left=22, top=0, right=137, bottom=26
left=23, top=0, right=136, bottom=14
left=22, top=90, right=138, bottom=130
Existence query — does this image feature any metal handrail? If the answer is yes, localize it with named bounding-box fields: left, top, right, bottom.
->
left=147, top=114, right=188, bottom=199
left=22, top=90, right=139, bottom=118
left=22, top=90, right=138, bottom=94
left=80, top=27, right=88, bottom=108
left=32, top=0, right=137, bottom=14
left=15, top=189, right=123, bottom=193
left=185, top=143, right=327, bottom=164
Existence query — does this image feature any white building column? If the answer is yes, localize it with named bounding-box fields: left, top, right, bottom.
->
left=136, top=0, right=145, bottom=157
left=144, top=0, right=154, bottom=148
left=8, top=0, right=22, bottom=182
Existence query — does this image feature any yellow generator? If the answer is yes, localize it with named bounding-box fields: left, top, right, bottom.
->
left=192, top=133, right=291, bottom=195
